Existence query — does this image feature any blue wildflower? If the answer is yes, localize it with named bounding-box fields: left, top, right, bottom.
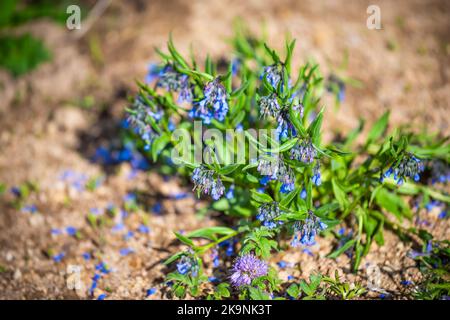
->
left=191, top=166, right=225, bottom=200
left=97, top=294, right=107, bottom=300
left=10, top=187, right=21, bottom=197
left=231, top=58, right=241, bottom=76
left=430, top=160, right=450, bottom=184
left=400, top=280, right=413, bottom=286
left=95, top=262, right=110, bottom=274
left=53, top=252, right=65, bottom=263
left=126, top=96, right=163, bottom=149
left=226, top=184, right=235, bottom=199
left=119, top=248, right=134, bottom=256
left=219, top=239, right=235, bottom=257
left=144, top=63, right=162, bottom=84
left=312, top=164, right=322, bottom=186
left=277, top=261, right=287, bottom=269
left=381, top=153, right=424, bottom=185
left=259, top=94, right=281, bottom=118
left=257, top=156, right=296, bottom=192
left=137, top=224, right=150, bottom=234
left=211, top=248, right=220, bottom=268
left=146, top=288, right=157, bottom=297
left=82, top=252, right=91, bottom=261
left=124, top=231, right=134, bottom=241
left=300, top=188, right=307, bottom=199
left=156, top=65, right=192, bottom=103
left=189, top=79, right=228, bottom=124
left=291, top=211, right=327, bottom=247
left=21, top=204, right=37, bottom=214
left=152, top=202, right=162, bottom=214
left=51, top=228, right=62, bottom=236
left=290, top=139, right=316, bottom=164
left=276, top=110, right=297, bottom=140
left=66, top=226, right=77, bottom=236
left=172, top=192, right=188, bottom=200
left=257, top=202, right=284, bottom=229
left=261, top=65, right=282, bottom=89
left=176, top=254, right=198, bottom=276
left=111, top=223, right=125, bottom=233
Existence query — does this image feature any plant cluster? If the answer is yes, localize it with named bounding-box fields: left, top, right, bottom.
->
left=123, top=27, right=450, bottom=299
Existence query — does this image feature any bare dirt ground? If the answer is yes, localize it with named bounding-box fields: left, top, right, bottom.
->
left=0, top=0, right=449, bottom=299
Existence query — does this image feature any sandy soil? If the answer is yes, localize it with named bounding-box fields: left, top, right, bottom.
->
left=0, top=0, right=449, bottom=299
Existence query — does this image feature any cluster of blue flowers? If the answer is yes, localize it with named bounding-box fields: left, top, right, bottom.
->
left=189, top=79, right=229, bottom=124
left=191, top=166, right=225, bottom=200
left=291, top=210, right=327, bottom=247
left=259, top=94, right=281, bottom=118
left=126, top=97, right=163, bottom=150
left=257, top=156, right=296, bottom=193
left=230, top=254, right=268, bottom=287
left=276, top=109, right=298, bottom=140
left=256, top=202, right=284, bottom=229
left=290, top=139, right=317, bottom=164
left=312, top=163, right=322, bottom=186
left=176, top=254, right=199, bottom=277
left=146, top=64, right=192, bottom=103
left=261, top=65, right=282, bottom=88
left=381, top=153, right=425, bottom=185
left=430, top=160, right=450, bottom=184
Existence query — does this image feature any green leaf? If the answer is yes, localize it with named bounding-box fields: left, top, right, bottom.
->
left=251, top=190, right=274, bottom=203
left=151, top=134, right=170, bottom=162
left=375, top=188, right=412, bottom=221
left=308, top=108, right=324, bottom=145
left=249, top=286, right=270, bottom=300
left=327, top=239, right=356, bottom=259
left=331, top=178, right=348, bottom=209
left=215, top=283, right=230, bottom=298
left=286, top=283, right=300, bottom=298
left=174, top=232, right=195, bottom=247
left=186, top=226, right=235, bottom=241
left=367, top=111, right=389, bottom=144
left=279, top=187, right=300, bottom=207
left=163, top=252, right=184, bottom=265
left=212, top=198, right=230, bottom=211
left=218, top=164, right=241, bottom=175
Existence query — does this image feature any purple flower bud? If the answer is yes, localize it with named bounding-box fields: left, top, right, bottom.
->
left=230, top=254, right=268, bottom=287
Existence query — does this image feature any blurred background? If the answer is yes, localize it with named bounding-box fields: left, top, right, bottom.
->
left=0, top=0, right=449, bottom=299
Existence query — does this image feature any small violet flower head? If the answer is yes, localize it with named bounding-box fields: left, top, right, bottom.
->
left=257, top=202, right=284, bottom=229
left=291, top=210, right=327, bottom=247
left=192, top=166, right=225, bottom=200
left=290, top=139, right=317, bottom=164
left=189, top=79, right=228, bottom=124
left=230, top=254, right=268, bottom=287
